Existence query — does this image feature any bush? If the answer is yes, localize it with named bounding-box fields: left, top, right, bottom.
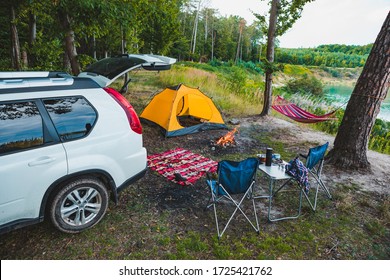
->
left=224, top=66, right=247, bottom=94
left=25, top=32, right=64, bottom=71
left=284, top=74, right=324, bottom=96
left=320, top=66, right=343, bottom=78
left=78, top=55, right=97, bottom=71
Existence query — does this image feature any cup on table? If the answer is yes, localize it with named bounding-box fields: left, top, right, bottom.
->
left=257, top=154, right=266, bottom=164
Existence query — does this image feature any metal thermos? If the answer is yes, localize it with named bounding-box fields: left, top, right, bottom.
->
left=266, top=148, right=273, bottom=166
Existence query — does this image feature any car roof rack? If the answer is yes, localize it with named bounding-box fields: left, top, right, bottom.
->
left=0, top=72, right=78, bottom=91
left=0, top=71, right=71, bottom=79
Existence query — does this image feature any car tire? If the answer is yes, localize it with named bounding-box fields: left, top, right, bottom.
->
left=49, top=177, right=109, bottom=233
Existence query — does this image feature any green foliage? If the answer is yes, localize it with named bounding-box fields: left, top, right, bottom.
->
left=276, top=46, right=369, bottom=68
left=283, top=74, right=324, bottom=96
left=138, top=0, right=182, bottom=54
left=237, top=61, right=264, bottom=74
left=224, top=66, right=247, bottom=93
left=0, top=0, right=375, bottom=71
left=316, top=44, right=373, bottom=56
left=368, top=119, right=390, bottom=154
left=283, top=64, right=311, bottom=76
left=314, top=108, right=343, bottom=135
left=24, top=33, right=64, bottom=71
left=260, top=58, right=283, bottom=74
left=77, top=54, right=96, bottom=71
left=320, top=66, right=342, bottom=78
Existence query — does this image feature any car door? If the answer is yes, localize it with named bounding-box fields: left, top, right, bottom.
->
left=0, top=100, right=67, bottom=226
left=77, top=54, right=176, bottom=88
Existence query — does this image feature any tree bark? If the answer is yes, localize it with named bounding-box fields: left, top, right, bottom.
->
left=235, top=25, right=242, bottom=64
left=10, top=5, right=21, bottom=70
left=63, top=53, right=71, bottom=73
left=58, top=10, right=80, bottom=75
left=260, top=0, right=279, bottom=116
left=327, top=11, right=390, bottom=170
left=211, top=30, right=215, bottom=60
left=28, top=12, right=37, bottom=67
left=190, top=0, right=201, bottom=55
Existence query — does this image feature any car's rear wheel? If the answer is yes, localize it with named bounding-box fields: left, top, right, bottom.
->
left=49, top=177, right=109, bottom=233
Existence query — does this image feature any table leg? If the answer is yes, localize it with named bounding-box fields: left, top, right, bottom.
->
left=268, top=178, right=303, bottom=222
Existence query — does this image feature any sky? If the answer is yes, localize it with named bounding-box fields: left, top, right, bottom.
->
left=207, top=0, right=390, bottom=48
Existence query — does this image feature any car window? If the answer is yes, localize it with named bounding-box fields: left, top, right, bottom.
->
left=84, top=56, right=145, bottom=80
left=43, top=97, right=97, bottom=141
left=0, top=101, right=44, bottom=154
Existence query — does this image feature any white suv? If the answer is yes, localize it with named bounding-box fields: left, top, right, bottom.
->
left=0, top=54, right=176, bottom=234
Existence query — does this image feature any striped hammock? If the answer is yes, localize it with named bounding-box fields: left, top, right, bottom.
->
left=271, top=96, right=337, bottom=124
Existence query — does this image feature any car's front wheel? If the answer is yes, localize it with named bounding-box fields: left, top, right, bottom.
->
left=49, top=177, right=109, bottom=233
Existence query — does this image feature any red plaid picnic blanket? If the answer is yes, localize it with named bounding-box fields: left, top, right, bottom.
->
left=147, top=148, right=218, bottom=186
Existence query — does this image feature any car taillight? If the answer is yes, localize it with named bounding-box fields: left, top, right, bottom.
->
left=104, top=87, right=142, bottom=134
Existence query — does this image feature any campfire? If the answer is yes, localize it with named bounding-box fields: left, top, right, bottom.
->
left=213, top=127, right=238, bottom=148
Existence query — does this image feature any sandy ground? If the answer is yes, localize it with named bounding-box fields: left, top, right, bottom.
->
left=240, top=116, right=390, bottom=195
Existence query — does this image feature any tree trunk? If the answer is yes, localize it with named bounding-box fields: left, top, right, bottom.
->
left=29, top=12, right=36, bottom=45
left=235, top=19, right=246, bottom=64
left=235, top=28, right=242, bottom=64
left=63, top=53, right=71, bottom=73
left=22, top=50, right=28, bottom=67
left=260, top=0, right=279, bottom=116
left=121, top=26, right=127, bottom=53
left=10, top=5, right=21, bottom=70
left=258, top=44, right=262, bottom=63
left=58, top=10, right=80, bottom=75
left=93, top=34, right=97, bottom=60
left=327, top=11, right=390, bottom=170
left=28, top=12, right=37, bottom=67
left=211, top=30, right=215, bottom=60
left=191, top=0, right=201, bottom=55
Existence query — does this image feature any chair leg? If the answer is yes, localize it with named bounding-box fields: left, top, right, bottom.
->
left=314, top=162, right=332, bottom=199
left=212, top=189, right=260, bottom=238
left=304, top=169, right=332, bottom=211
left=319, top=178, right=332, bottom=199
left=205, top=197, right=212, bottom=210
left=212, top=202, right=222, bottom=238
left=303, top=182, right=319, bottom=211
left=310, top=170, right=332, bottom=199
left=233, top=187, right=260, bottom=233
left=252, top=197, right=260, bottom=234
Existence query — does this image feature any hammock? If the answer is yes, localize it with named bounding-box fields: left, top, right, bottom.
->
left=271, top=96, right=337, bottom=124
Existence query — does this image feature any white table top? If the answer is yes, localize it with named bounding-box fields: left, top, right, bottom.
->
left=258, top=163, right=292, bottom=180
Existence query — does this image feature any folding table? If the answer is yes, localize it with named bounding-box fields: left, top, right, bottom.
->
left=256, top=164, right=303, bottom=221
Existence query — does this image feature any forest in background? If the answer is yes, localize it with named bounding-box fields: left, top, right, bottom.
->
left=1, top=0, right=388, bottom=154
left=0, top=0, right=372, bottom=72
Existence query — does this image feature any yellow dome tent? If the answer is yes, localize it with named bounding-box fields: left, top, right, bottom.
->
left=140, top=84, right=227, bottom=137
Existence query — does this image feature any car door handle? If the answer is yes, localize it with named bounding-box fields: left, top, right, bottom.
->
left=28, top=156, right=56, bottom=167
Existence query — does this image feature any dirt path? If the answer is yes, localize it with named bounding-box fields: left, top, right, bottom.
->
left=240, top=116, right=390, bottom=195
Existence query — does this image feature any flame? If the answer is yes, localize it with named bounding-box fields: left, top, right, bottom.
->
left=216, top=127, right=238, bottom=146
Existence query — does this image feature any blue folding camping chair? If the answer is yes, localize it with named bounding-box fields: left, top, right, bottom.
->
left=206, top=158, right=260, bottom=239
left=300, top=142, right=332, bottom=211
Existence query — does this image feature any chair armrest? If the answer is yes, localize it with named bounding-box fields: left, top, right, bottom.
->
left=299, top=153, right=308, bottom=159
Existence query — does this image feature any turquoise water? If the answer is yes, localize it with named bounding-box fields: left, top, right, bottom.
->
left=324, top=85, right=390, bottom=122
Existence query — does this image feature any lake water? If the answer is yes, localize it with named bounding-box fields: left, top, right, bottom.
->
left=324, top=85, right=390, bottom=122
